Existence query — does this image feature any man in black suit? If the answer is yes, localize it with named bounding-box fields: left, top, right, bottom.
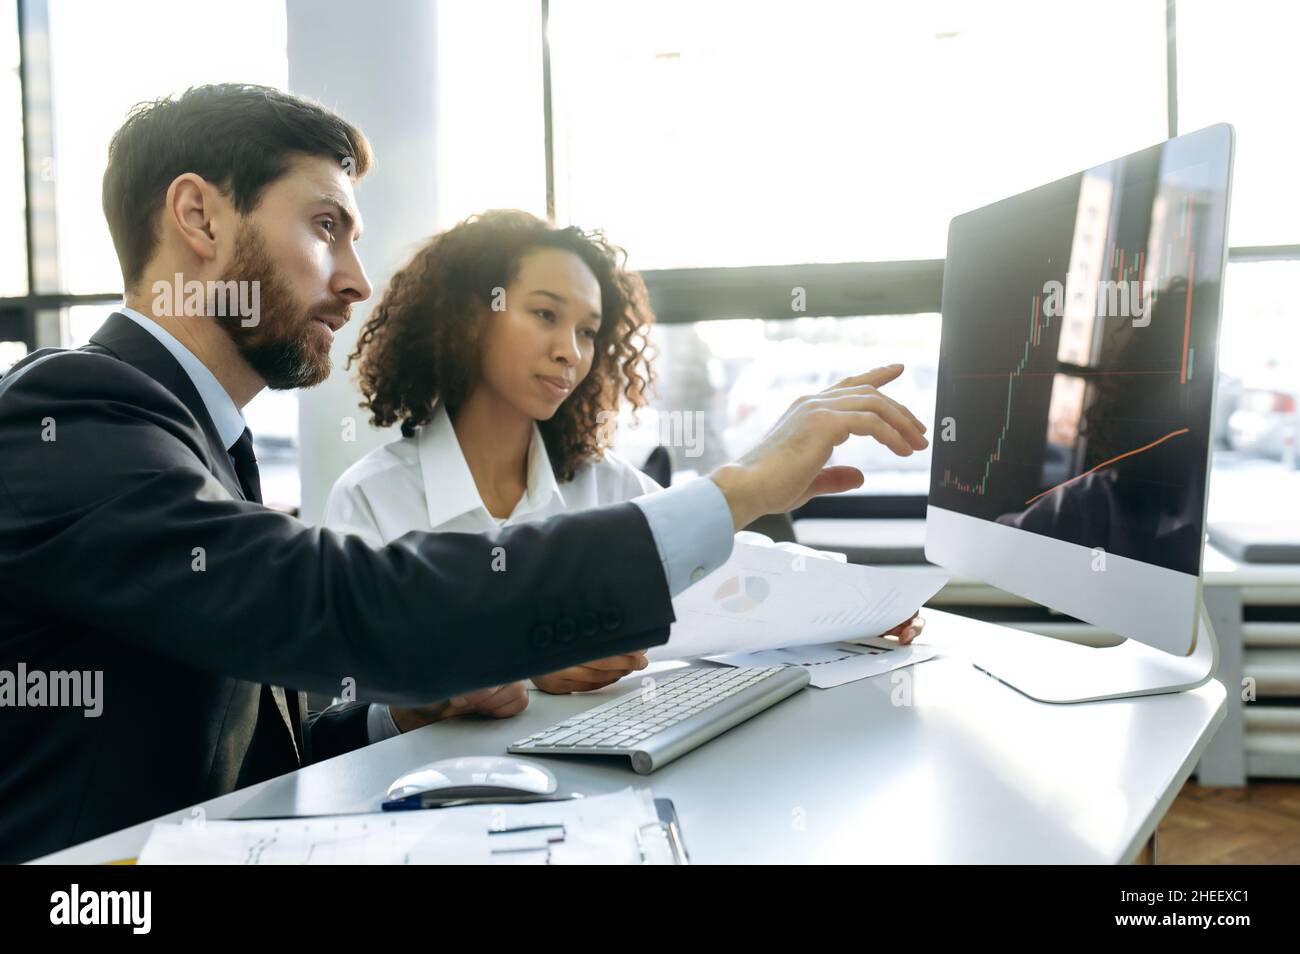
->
left=0, top=85, right=928, bottom=862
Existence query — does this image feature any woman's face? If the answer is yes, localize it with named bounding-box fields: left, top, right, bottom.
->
left=476, top=247, right=604, bottom=421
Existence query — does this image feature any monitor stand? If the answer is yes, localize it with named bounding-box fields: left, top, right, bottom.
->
left=968, top=596, right=1219, bottom=704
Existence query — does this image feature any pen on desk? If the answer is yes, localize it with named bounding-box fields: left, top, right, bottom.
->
left=381, top=791, right=581, bottom=812
left=380, top=795, right=430, bottom=811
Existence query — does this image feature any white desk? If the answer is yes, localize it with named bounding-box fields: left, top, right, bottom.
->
left=34, top=609, right=1225, bottom=864
left=797, top=518, right=1300, bottom=786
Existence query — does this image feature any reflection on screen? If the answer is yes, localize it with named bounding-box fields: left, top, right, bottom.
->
left=929, top=126, right=1232, bottom=576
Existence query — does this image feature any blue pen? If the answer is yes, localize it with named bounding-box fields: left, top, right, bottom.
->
left=380, top=795, right=429, bottom=811
left=381, top=791, right=580, bottom=811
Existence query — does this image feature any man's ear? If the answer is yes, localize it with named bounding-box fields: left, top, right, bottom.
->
left=163, top=173, right=225, bottom=267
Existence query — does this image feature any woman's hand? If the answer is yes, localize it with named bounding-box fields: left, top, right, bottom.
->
left=389, top=681, right=530, bottom=732
left=532, top=651, right=650, bottom=694
left=880, top=613, right=926, bottom=645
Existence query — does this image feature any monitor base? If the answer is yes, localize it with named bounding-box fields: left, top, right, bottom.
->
left=969, top=597, right=1219, bottom=704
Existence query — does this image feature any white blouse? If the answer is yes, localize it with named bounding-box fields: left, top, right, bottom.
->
left=323, top=401, right=663, bottom=545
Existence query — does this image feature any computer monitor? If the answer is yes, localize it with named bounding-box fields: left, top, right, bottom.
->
left=925, top=124, right=1234, bottom=702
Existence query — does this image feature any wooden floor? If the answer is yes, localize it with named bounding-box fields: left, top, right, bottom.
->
left=1157, top=780, right=1300, bottom=864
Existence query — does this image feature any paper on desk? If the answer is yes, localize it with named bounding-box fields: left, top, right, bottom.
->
left=711, top=636, right=939, bottom=688
left=651, top=533, right=948, bottom=662
left=136, top=788, right=670, bottom=865
left=136, top=809, right=490, bottom=865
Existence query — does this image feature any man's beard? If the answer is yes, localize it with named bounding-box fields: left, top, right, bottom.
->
left=216, top=224, right=339, bottom=390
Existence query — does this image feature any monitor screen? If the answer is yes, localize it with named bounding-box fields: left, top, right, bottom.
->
left=929, top=125, right=1233, bottom=578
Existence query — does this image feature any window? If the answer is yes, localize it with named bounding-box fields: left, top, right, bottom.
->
left=0, top=6, right=23, bottom=297
left=1177, top=1, right=1300, bottom=249
left=1208, top=261, right=1300, bottom=522
left=548, top=0, right=1169, bottom=270
left=548, top=0, right=1298, bottom=524
left=434, top=0, right=546, bottom=230
left=613, top=314, right=940, bottom=497
left=45, top=0, right=288, bottom=295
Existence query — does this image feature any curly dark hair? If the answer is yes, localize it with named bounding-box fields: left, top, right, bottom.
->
left=348, top=209, right=657, bottom=482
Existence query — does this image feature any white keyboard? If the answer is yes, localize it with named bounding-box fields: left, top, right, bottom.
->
left=509, top=665, right=810, bottom=774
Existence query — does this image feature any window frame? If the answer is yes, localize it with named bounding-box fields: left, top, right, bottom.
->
left=4, top=0, right=123, bottom=358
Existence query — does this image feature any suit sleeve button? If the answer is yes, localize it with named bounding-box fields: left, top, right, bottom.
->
left=601, top=608, right=623, bottom=632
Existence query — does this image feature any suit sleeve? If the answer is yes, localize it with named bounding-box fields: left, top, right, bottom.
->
left=305, top=702, right=373, bottom=761
left=0, top=352, right=677, bottom=707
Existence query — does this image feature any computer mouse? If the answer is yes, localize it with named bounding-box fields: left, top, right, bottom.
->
left=386, top=755, right=559, bottom=800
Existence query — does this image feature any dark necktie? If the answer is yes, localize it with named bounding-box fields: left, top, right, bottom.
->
left=229, top=427, right=263, bottom=504
left=229, top=426, right=301, bottom=761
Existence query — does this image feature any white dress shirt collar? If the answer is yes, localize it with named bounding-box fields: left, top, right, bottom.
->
left=117, top=305, right=247, bottom=452
left=417, top=401, right=564, bottom=528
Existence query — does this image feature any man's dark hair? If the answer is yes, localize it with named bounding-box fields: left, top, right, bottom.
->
left=102, top=83, right=373, bottom=291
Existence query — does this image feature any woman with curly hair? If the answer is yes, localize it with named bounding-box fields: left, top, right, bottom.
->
left=323, top=209, right=664, bottom=735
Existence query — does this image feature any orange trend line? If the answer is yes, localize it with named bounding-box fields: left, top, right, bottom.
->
left=1023, top=427, right=1191, bottom=506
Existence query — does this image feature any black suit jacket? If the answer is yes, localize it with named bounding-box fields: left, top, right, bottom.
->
left=0, top=312, right=675, bottom=862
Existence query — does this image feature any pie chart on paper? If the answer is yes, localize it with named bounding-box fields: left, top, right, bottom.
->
left=712, top=574, right=771, bottom=613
